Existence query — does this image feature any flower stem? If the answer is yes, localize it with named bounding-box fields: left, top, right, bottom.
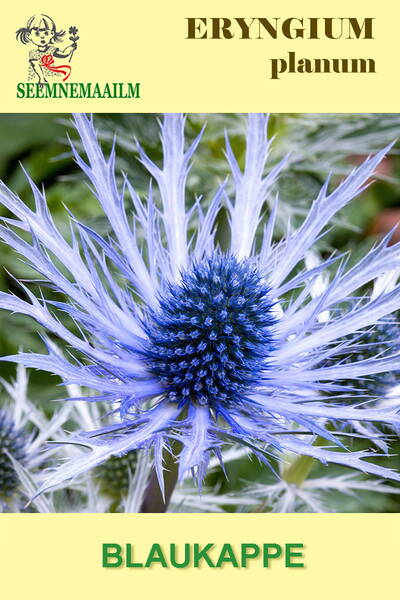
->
left=140, top=440, right=181, bottom=513
left=282, top=436, right=326, bottom=486
left=282, top=454, right=315, bottom=486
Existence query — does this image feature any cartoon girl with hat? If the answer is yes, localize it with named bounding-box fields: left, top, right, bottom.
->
left=16, top=14, right=79, bottom=83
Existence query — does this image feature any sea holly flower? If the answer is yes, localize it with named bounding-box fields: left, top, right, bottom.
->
left=94, top=451, right=137, bottom=499
left=0, top=409, right=28, bottom=498
left=329, top=315, right=400, bottom=395
left=0, top=114, right=400, bottom=510
left=0, top=365, right=74, bottom=511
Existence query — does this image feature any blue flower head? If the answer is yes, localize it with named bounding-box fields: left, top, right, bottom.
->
left=144, top=254, right=275, bottom=409
left=0, top=113, right=400, bottom=498
left=0, top=410, right=28, bottom=496
left=327, top=315, right=400, bottom=396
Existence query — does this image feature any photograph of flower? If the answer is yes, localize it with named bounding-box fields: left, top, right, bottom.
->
left=1, top=113, right=400, bottom=513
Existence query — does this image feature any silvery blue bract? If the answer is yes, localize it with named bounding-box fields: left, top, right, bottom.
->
left=0, top=114, right=399, bottom=497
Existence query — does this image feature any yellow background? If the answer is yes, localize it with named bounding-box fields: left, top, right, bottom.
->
left=1, top=0, right=398, bottom=111
left=1, top=1, right=400, bottom=597
left=1, top=513, right=398, bottom=598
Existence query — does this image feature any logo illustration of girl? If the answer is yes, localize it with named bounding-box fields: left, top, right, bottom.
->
left=16, top=14, right=79, bottom=83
